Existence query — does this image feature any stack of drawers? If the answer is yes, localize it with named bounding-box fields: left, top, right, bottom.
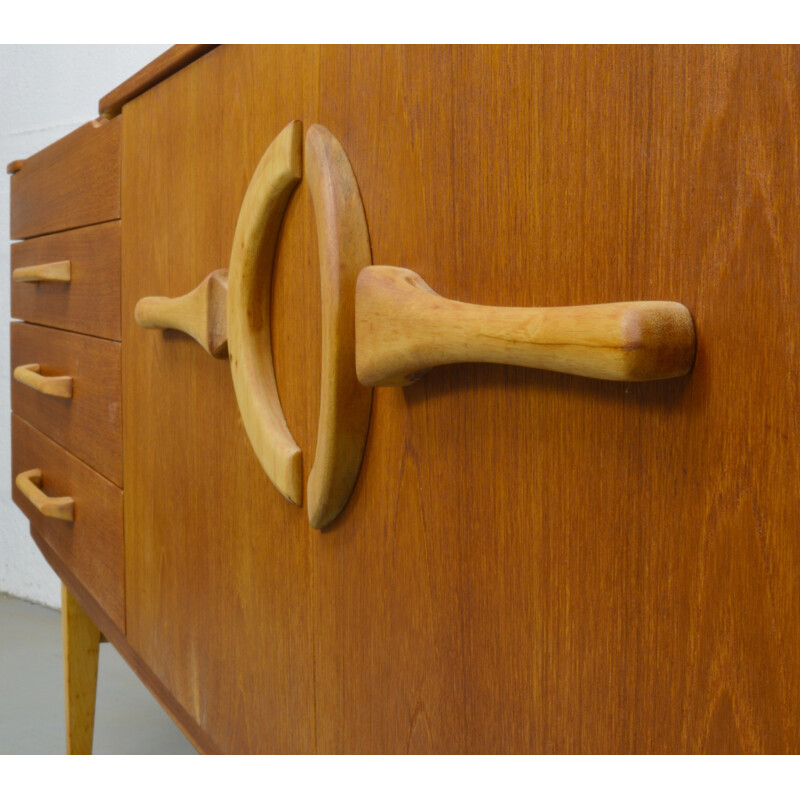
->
left=9, top=117, right=125, bottom=632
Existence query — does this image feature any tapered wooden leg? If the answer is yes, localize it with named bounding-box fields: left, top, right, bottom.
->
left=61, top=584, right=100, bottom=755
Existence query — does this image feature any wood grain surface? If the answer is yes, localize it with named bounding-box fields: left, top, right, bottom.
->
left=121, top=47, right=318, bottom=754
left=29, top=523, right=216, bottom=753
left=11, top=222, right=121, bottom=340
left=99, top=45, right=217, bottom=118
left=121, top=45, right=800, bottom=753
left=355, top=265, right=696, bottom=385
left=10, top=118, right=120, bottom=240
left=62, top=583, right=101, bottom=754
left=12, top=415, right=124, bottom=630
left=11, top=322, right=122, bottom=486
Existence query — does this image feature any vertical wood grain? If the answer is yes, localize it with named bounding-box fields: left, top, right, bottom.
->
left=62, top=583, right=101, bottom=755
left=310, top=45, right=800, bottom=753
left=12, top=414, right=125, bottom=631
left=122, top=45, right=319, bottom=754
left=11, top=322, right=122, bottom=486
left=122, top=45, right=800, bottom=753
left=10, top=117, right=121, bottom=239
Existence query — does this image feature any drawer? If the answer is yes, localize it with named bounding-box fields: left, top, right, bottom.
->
left=11, top=414, right=124, bottom=632
left=11, top=221, right=121, bottom=340
left=11, top=322, right=122, bottom=486
left=10, top=116, right=120, bottom=240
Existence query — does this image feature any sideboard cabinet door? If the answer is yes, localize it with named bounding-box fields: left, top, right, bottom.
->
left=123, top=45, right=800, bottom=753
left=121, top=46, right=320, bottom=754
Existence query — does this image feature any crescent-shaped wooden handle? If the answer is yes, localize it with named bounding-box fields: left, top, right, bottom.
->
left=15, top=468, right=74, bottom=521
left=227, top=120, right=304, bottom=505
left=134, top=269, right=229, bottom=358
left=305, top=124, right=373, bottom=529
left=356, top=266, right=697, bottom=386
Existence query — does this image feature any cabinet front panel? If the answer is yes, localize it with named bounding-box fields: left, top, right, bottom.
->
left=121, top=45, right=319, bottom=754
left=123, top=45, right=800, bottom=753
left=11, top=322, right=122, bottom=486
left=11, top=221, right=121, bottom=341
left=311, top=45, right=800, bottom=754
left=10, top=117, right=121, bottom=240
left=12, top=415, right=124, bottom=631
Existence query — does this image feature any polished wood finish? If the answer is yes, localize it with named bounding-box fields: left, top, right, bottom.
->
left=62, top=584, right=100, bottom=755
left=30, top=525, right=215, bottom=753
left=305, top=44, right=800, bottom=754
left=122, top=52, right=317, bottom=754
left=7, top=159, right=25, bottom=174
left=11, top=222, right=120, bottom=340
left=2, top=44, right=786, bottom=755
left=99, top=45, right=217, bottom=118
left=12, top=416, right=124, bottom=631
left=356, top=266, right=696, bottom=386
left=135, top=269, right=229, bottom=358
left=12, top=260, right=71, bottom=283
left=10, top=117, right=120, bottom=240
left=120, top=44, right=800, bottom=754
left=305, top=124, right=373, bottom=529
left=11, top=323, right=122, bottom=486
left=15, top=469, right=74, bottom=521
left=13, top=363, right=73, bottom=398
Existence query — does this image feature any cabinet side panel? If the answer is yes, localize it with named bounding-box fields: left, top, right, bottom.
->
left=121, top=45, right=319, bottom=754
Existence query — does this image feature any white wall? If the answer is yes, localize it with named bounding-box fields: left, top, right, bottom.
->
left=0, top=45, right=168, bottom=608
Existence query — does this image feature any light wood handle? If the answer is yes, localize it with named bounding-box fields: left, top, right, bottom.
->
left=12, top=260, right=71, bottom=283
left=356, top=266, right=696, bottom=386
left=228, top=120, right=304, bottom=505
left=15, top=469, right=74, bottom=521
left=304, top=124, right=373, bottom=529
left=13, top=363, right=73, bottom=398
left=134, top=269, right=229, bottom=358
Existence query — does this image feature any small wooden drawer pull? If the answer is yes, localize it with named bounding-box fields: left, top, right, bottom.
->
left=13, top=363, right=73, bottom=398
left=15, top=468, right=74, bottom=521
left=12, top=260, right=71, bottom=283
left=135, top=269, right=229, bottom=358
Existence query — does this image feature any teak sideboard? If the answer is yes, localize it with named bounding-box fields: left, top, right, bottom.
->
left=8, top=45, right=800, bottom=754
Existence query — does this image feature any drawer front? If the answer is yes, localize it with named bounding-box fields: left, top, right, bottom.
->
left=11, top=322, right=122, bottom=486
left=10, top=117, right=120, bottom=240
left=11, top=221, right=121, bottom=340
left=12, top=414, right=124, bottom=631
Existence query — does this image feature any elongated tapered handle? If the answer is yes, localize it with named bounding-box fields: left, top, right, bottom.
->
left=12, top=260, right=71, bottom=283
left=13, top=363, right=73, bottom=398
left=355, top=266, right=696, bottom=386
left=134, top=269, right=229, bottom=357
left=15, top=468, right=74, bottom=521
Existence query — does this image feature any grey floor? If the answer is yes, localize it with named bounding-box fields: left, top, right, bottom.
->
left=0, top=593, right=196, bottom=754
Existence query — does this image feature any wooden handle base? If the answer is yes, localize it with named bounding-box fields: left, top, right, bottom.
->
left=134, top=269, right=229, bottom=358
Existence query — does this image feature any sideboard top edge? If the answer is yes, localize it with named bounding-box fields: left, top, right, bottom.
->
left=98, top=44, right=218, bottom=118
